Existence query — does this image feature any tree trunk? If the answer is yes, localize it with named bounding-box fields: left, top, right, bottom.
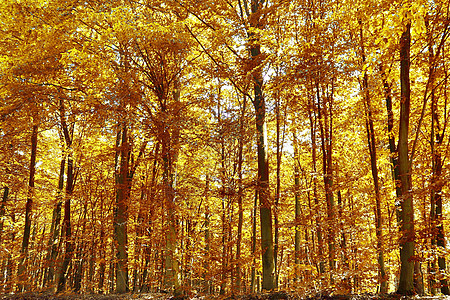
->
left=251, top=190, right=258, bottom=293
left=307, top=96, right=324, bottom=276
left=426, top=15, right=450, bottom=295
left=0, top=186, right=8, bottom=244
left=163, top=82, right=181, bottom=295
left=218, top=91, right=227, bottom=295
left=248, top=0, right=274, bottom=290
left=317, top=82, right=335, bottom=280
left=0, top=186, right=8, bottom=292
left=98, top=193, right=106, bottom=293
left=397, top=22, right=415, bottom=295
left=430, top=76, right=449, bottom=295
left=381, top=67, right=402, bottom=203
left=274, top=91, right=281, bottom=289
left=235, top=96, right=246, bottom=292
left=56, top=97, right=75, bottom=293
left=56, top=151, right=75, bottom=292
left=203, top=175, right=211, bottom=294
left=337, top=190, right=350, bottom=291
left=253, top=79, right=274, bottom=291
left=163, top=133, right=179, bottom=293
left=359, top=20, right=387, bottom=292
left=114, top=123, right=130, bottom=293
left=73, top=200, right=88, bottom=292
left=44, top=157, right=65, bottom=288
left=364, top=84, right=388, bottom=293
left=17, top=123, right=38, bottom=292
left=293, top=133, right=301, bottom=282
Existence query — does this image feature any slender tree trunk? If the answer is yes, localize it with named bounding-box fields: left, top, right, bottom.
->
left=114, top=122, right=130, bottom=294
left=56, top=150, right=75, bottom=292
left=0, top=186, right=8, bottom=292
left=317, top=83, right=335, bottom=280
left=364, top=88, right=388, bottom=293
left=359, top=20, right=387, bottom=292
left=56, top=97, right=75, bottom=293
left=248, top=0, right=274, bottom=290
left=430, top=76, right=449, bottom=295
left=203, top=175, right=211, bottom=294
left=73, top=244, right=83, bottom=292
left=337, top=190, right=350, bottom=291
left=274, top=91, right=281, bottom=289
left=397, top=22, right=415, bottom=295
left=17, top=123, right=38, bottom=292
left=381, top=67, right=402, bottom=203
left=250, top=190, right=258, bottom=293
left=44, top=157, right=65, bottom=288
left=236, top=96, right=246, bottom=293
left=434, top=151, right=449, bottom=294
left=73, top=201, right=88, bottom=292
left=253, top=76, right=274, bottom=291
left=293, top=133, right=301, bottom=282
left=0, top=186, right=8, bottom=243
left=88, top=234, right=96, bottom=293
left=307, top=94, right=324, bottom=275
left=98, top=194, right=106, bottom=293
left=218, top=91, right=227, bottom=295
left=426, top=15, right=450, bottom=295
left=163, top=82, right=181, bottom=295
left=141, top=143, right=159, bottom=293
left=163, top=132, right=179, bottom=293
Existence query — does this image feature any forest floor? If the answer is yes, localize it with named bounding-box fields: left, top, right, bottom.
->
left=1, top=292, right=450, bottom=300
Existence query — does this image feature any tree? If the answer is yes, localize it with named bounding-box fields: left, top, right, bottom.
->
left=425, top=7, right=450, bottom=294
left=17, top=121, right=38, bottom=292
left=55, top=97, right=76, bottom=293
left=359, top=19, right=387, bottom=293
left=247, top=0, right=275, bottom=290
left=397, top=20, right=414, bottom=295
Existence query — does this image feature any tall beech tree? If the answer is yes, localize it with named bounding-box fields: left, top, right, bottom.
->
left=247, top=0, right=275, bottom=290
left=397, top=21, right=414, bottom=295
left=359, top=20, right=387, bottom=293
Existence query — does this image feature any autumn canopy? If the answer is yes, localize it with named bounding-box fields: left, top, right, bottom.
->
left=0, top=0, right=449, bottom=297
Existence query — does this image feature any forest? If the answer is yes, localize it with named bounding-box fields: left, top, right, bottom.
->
left=0, top=0, right=449, bottom=297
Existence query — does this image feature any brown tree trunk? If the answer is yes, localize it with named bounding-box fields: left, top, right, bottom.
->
left=17, top=123, right=38, bottom=292
left=98, top=195, right=106, bottom=293
left=397, top=22, right=415, bottom=295
left=44, top=156, right=65, bottom=288
left=274, top=91, right=281, bottom=289
left=56, top=97, right=76, bottom=293
left=250, top=190, right=258, bottom=293
left=203, top=175, right=211, bottom=294
left=293, top=133, right=301, bottom=282
left=359, top=20, right=387, bottom=293
left=235, top=96, right=247, bottom=292
left=141, top=143, right=159, bottom=293
left=426, top=14, right=450, bottom=295
left=218, top=90, right=227, bottom=295
left=0, top=186, right=8, bottom=244
left=56, top=148, right=75, bottom=292
left=114, top=123, right=130, bottom=294
left=163, top=82, right=181, bottom=295
left=0, top=186, right=8, bottom=292
left=248, top=0, right=274, bottom=290
left=307, top=93, right=324, bottom=275
left=317, top=82, right=335, bottom=280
